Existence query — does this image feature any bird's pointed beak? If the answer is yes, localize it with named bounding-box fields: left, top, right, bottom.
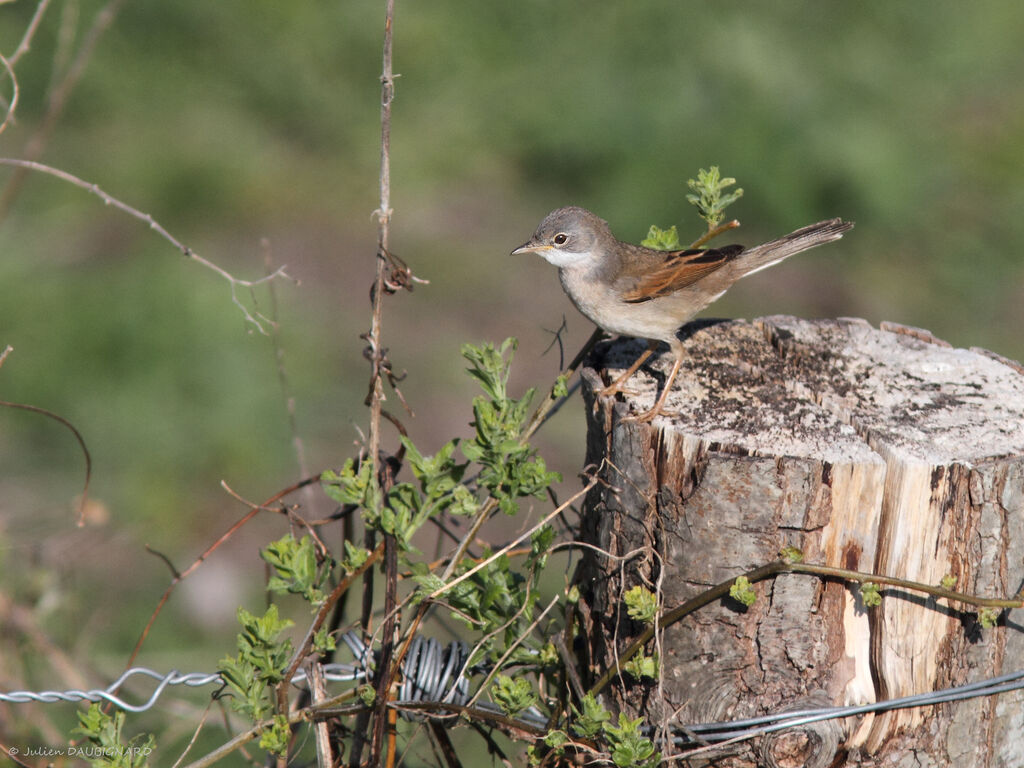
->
left=511, top=240, right=550, bottom=256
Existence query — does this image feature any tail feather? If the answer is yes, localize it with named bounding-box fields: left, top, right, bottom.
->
left=734, top=218, right=853, bottom=278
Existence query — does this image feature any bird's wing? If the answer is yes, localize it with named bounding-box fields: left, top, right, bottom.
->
left=621, top=244, right=744, bottom=302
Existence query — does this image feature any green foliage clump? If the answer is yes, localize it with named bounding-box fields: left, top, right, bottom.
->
left=623, top=651, right=659, bottom=681
left=686, top=166, right=743, bottom=229
left=604, top=713, right=660, bottom=768
left=571, top=693, right=612, bottom=739
left=729, top=575, right=757, bottom=607
left=262, top=534, right=329, bottom=605
left=461, top=339, right=561, bottom=514
left=640, top=223, right=681, bottom=250
left=218, top=605, right=294, bottom=725
left=642, top=165, right=744, bottom=250
left=860, top=581, right=882, bottom=608
left=72, top=705, right=155, bottom=768
left=624, top=585, right=658, bottom=624
left=492, top=674, right=538, bottom=716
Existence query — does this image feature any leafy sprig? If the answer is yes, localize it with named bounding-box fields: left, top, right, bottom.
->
left=686, top=165, right=743, bottom=229
left=642, top=165, right=743, bottom=250
left=72, top=705, right=155, bottom=768
left=218, top=605, right=294, bottom=726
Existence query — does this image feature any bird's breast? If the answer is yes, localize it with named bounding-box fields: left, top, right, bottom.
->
left=558, top=265, right=698, bottom=342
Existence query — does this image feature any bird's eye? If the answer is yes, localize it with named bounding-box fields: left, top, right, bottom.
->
left=553, top=233, right=569, bottom=246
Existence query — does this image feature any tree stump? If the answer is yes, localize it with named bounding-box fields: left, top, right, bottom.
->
left=574, top=316, right=1024, bottom=767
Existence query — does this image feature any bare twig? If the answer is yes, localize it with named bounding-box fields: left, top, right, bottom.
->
left=263, top=239, right=317, bottom=522
left=361, top=3, right=400, bottom=765
left=169, top=700, right=215, bottom=768
left=0, top=53, right=19, bottom=137
left=430, top=478, right=597, bottom=603
left=0, top=158, right=293, bottom=332
left=305, top=662, right=335, bottom=768
left=6, top=0, right=53, bottom=68
left=0, top=398, right=91, bottom=526
left=0, top=0, right=128, bottom=220
left=366, top=0, right=397, bottom=475
left=123, top=474, right=321, bottom=674
left=522, top=326, right=605, bottom=442
left=689, top=218, right=740, bottom=249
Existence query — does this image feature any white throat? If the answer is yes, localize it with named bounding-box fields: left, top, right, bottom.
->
left=540, top=248, right=593, bottom=268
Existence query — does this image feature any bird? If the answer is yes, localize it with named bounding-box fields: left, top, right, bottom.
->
left=512, top=206, right=853, bottom=422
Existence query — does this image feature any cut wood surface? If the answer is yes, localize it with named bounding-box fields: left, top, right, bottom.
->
left=575, top=316, right=1024, bottom=767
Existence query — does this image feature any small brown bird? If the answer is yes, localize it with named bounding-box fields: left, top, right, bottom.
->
left=513, top=207, right=853, bottom=422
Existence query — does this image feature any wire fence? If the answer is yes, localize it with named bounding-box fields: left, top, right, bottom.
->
left=4, top=632, right=1024, bottom=748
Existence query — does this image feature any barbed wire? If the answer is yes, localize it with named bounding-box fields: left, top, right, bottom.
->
left=3, top=632, right=1024, bottom=748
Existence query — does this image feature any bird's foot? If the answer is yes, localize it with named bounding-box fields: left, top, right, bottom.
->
left=620, top=405, right=665, bottom=424
left=597, top=382, right=640, bottom=399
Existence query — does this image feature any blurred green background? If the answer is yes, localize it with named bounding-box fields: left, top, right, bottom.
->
left=1, top=0, right=1023, bottom=756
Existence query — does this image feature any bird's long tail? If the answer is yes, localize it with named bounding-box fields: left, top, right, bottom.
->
left=733, top=218, right=854, bottom=278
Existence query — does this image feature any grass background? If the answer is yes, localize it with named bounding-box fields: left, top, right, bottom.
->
left=1, top=0, right=1023, bottom=758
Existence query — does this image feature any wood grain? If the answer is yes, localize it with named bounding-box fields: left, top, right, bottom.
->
left=576, top=316, right=1024, bottom=767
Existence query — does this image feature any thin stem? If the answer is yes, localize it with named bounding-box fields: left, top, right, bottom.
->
left=689, top=218, right=740, bottom=249
left=587, top=558, right=1024, bottom=698
left=363, top=3, right=397, bottom=765
left=0, top=0, right=129, bottom=221
left=367, top=0, right=396, bottom=478
left=7, top=0, right=53, bottom=68
left=0, top=159, right=291, bottom=333
left=522, top=326, right=605, bottom=443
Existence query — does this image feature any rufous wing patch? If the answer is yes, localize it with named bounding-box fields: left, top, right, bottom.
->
left=623, top=244, right=743, bottom=302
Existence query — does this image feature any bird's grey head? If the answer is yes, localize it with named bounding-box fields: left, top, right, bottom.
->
left=511, top=206, right=612, bottom=268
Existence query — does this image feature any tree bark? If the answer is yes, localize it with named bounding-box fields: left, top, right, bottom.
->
left=575, top=316, right=1024, bottom=767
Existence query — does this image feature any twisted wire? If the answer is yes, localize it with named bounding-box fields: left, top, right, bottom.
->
left=3, top=633, right=1024, bottom=749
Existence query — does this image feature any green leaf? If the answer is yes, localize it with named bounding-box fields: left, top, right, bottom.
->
left=258, top=714, right=291, bottom=757
left=491, top=674, right=537, bottom=716
left=780, top=546, right=804, bottom=563
left=217, top=605, right=294, bottom=721
left=73, top=704, right=156, bottom=768
left=623, top=651, right=659, bottom=680
left=340, top=539, right=371, bottom=574
left=312, top=628, right=336, bottom=654
left=940, top=573, right=958, bottom=590
left=410, top=562, right=447, bottom=596
left=262, top=534, right=327, bottom=605
left=401, top=435, right=468, bottom=501
left=552, top=373, right=570, bottom=398
left=529, top=524, right=555, bottom=572
left=686, top=165, right=743, bottom=229
left=860, top=581, right=882, bottom=608
left=321, top=459, right=375, bottom=507
left=447, top=483, right=479, bottom=516
left=603, top=713, right=659, bottom=768
left=544, top=729, right=569, bottom=753
left=729, top=576, right=757, bottom=607
left=358, top=684, right=377, bottom=707
left=539, top=642, right=559, bottom=667
left=640, top=224, right=681, bottom=250
left=381, top=482, right=426, bottom=548
left=978, top=607, right=1000, bottom=629
left=623, top=585, right=658, bottom=623
left=571, top=693, right=611, bottom=739
left=462, top=338, right=518, bottom=402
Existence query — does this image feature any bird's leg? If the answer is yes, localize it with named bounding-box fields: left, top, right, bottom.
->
left=597, top=340, right=658, bottom=400
left=623, top=340, right=684, bottom=423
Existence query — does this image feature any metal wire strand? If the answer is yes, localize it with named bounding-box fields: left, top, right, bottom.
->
left=4, top=632, right=1024, bottom=750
